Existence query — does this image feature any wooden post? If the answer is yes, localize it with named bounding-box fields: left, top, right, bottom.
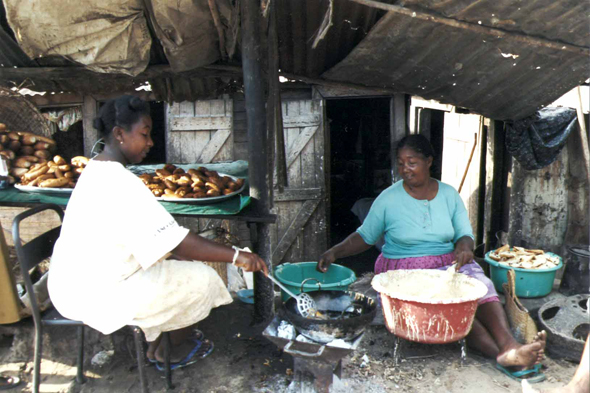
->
left=82, top=95, right=98, bottom=157
left=484, top=120, right=509, bottom=251
left=241, top=0, right=274, bottom=323
left=390, top=94, right=407, bottom=182
left=267, top=2, right=287, bottom=192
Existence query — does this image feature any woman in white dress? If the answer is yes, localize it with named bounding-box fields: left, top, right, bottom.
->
left=48, top=95, right=268, bottom=370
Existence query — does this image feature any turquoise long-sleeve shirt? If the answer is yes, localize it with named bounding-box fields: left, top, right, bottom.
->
left=357, top=180, right=473, bottom=259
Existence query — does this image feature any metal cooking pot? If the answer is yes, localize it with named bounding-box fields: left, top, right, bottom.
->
left=279, top=290, right=377, bottom=344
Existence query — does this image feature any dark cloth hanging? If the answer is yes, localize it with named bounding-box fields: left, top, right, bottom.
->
left=505, top=107, right=577, bottom=170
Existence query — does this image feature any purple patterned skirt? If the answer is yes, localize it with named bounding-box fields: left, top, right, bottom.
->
left=374, top=251, right=499, bottom=305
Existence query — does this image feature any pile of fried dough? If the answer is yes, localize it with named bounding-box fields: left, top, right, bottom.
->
left=18, top=155, right=88, bottom=188
left=138, top=164, right=244, bottom=199
left=488, top=245, right=560, bottom=269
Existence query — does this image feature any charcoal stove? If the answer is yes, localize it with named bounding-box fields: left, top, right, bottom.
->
left=263, top=316, right=364, bottom=393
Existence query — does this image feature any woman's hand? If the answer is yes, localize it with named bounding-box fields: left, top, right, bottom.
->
left=235, top=252, right=269, bottom=276
left=317, top=249, right=337, bottom=273
left=454, top=236, right=474, bottom=269
left=317, top=232, right=372, bottom=273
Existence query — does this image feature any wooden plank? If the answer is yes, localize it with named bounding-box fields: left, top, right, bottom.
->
left=285, top=102, right=302, bottom=188
left=286, top=126, right=319, bottom=169
left=272, top=198, right=321, bottom=264
left=214, top=99, right=234, bottom=162
left=282, top=115, right=321, bottom=128
left=198, top=128, right=232, bottom=163
left=195, top=100, right=211, bottom=116
left=283, top=201, right=303, bottom=263
left=179, top=101, right=195, bottom=117
left=274, top=188, right=322, bottom=202
left=210, top=99, right=227, bottom=116
left=441, top=113, right=483, bottom=232
left=300, top=101, right=316, bottom=189
left=170, top=117, right=232, bottom=131
left=82, top=95, right=98, bottom=158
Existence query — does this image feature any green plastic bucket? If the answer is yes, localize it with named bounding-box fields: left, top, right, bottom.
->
left=273, top=262, right=356, bottom=302
left=484, top=251, right=563, bottom=298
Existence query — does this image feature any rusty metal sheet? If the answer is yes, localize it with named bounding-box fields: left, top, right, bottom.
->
left=401, top=0, right=590, bottom=48
left=323, top=11, right=590, bottom=120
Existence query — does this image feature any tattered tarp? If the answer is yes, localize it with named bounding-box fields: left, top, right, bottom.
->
left=144, top=0, right=237, bottom=72
left=505, top=107, right=577, bottom=170
left=3, top=0, right=151, bottom=76
left=2, top=0, right=229, bottom=76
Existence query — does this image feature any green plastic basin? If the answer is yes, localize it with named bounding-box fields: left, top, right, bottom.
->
left=273, top=262, right=356, bottom=302
left=484, top=251, right=563, bottom=298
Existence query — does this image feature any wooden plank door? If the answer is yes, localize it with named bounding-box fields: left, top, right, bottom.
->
left=166, top=96, right=233, bottom=163
left=441, top=113, right=483, bottom=236
left=271, top=99, right=328, bottom=265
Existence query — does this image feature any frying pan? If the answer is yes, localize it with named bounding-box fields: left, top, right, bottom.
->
left=279, top=290, right=377, bottom=344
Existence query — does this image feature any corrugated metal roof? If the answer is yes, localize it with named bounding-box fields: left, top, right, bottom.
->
left=274, top=0, right=385, bottom=77
left=322, top=1, right=590, bottom=120
left=400, top=0, right=590, bottom=47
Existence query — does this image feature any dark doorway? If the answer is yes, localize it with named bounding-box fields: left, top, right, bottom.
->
left=143, top=101, right=166, bottom=164
left=326, top=98, right=391, bottom=276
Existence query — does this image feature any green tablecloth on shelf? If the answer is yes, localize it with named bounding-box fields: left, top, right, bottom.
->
left=0, top=161, right=251, bottom=216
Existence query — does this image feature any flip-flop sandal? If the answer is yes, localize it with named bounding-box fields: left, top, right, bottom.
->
left=0, top=375, right=21, bottom=391
left=155, top=339, right=214, bottom=372
left=147, top=330, right=206, bottom=364
left=495, top=363, right=546, bottom=383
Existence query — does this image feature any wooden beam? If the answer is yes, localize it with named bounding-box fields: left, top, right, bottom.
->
left=170, top=116, right=232, bottom=131
left=267, top=0, right=285, bottom=192
left=205, top=64, right=402, bottom=95
left=197, top=129, right=232, bottom=163
left=82, top=96, right=98, bottom=158
left=241, top=0, right=273, bottom=323
left=0, top=64, right=238, bottom=81
left=390, top=94, right=407, bottom=182
left=28, top=91, right=158, bottom=108
left=348, top=0, right=589, bottom=56
left=2, top=63, right=401, bottom=97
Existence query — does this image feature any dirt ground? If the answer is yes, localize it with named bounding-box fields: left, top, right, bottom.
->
left=0, top=295, right=579, bottom=393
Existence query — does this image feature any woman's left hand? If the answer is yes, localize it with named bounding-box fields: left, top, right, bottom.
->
left=454, top=237, right=474, bottom=269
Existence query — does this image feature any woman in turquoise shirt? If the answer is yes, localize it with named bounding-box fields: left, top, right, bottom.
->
left=318, top=134, right=546, bottom=377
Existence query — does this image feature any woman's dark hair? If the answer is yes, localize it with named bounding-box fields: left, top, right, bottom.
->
left=93, top=95, right=150, bottom=140
left=396, top=134, right=435, bottom=160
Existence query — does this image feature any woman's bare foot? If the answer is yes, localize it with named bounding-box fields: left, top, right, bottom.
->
left=497, top=331, right=547, bottom=369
